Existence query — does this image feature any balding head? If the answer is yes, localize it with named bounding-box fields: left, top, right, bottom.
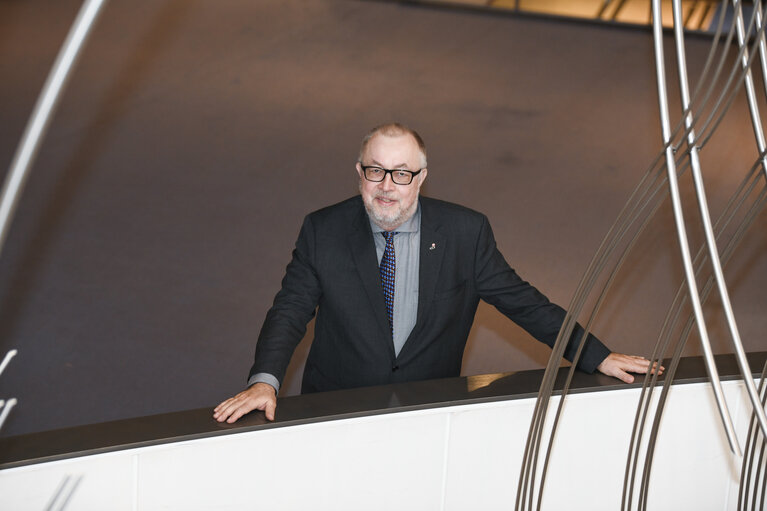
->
left=358, top=123, right=427, bottom=169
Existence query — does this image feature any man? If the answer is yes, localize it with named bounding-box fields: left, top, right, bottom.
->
left=214, top=123, right=655, bottom=423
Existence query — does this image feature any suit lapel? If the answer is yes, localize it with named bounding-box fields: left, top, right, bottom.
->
left=415, top=223, right=446, bottom=325
left=348, top=204, right=393, bottom=347
left=401, top=198, right=446, bottom=356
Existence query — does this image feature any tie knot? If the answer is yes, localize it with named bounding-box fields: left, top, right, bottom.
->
left=382, top=231, right=398, bottom=242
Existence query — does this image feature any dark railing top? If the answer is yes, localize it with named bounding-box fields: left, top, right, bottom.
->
left=0, top=352, right=764, bottom=470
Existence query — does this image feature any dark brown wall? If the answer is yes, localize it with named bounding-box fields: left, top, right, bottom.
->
left=0, top=0, right=764, bottom=436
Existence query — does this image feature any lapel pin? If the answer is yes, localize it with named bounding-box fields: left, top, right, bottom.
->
left=429, top=243, right=436, bottom=250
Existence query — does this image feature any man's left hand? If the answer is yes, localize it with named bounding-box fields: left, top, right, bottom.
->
left=596, top=353, right=664, bottom=383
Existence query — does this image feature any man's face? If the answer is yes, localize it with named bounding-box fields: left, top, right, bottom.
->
left=356, top=133, right=428, bottom=231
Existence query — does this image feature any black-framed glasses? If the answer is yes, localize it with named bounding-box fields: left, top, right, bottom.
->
left=360, top=165, right=424, bottom=185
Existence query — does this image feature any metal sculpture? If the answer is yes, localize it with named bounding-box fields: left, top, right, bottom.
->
left=518, top=1, right=767, bottom=509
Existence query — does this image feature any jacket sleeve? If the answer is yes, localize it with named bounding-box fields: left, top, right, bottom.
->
left=472, top=214, right=610, bottom=373
left=248, top=215, right=323, bottom=385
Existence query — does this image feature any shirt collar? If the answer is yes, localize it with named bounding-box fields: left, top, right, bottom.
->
left=368, top=200, right=421, bottom=234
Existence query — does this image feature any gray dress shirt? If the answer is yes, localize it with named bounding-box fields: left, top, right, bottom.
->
left=369, top=205, right=421, bottom=356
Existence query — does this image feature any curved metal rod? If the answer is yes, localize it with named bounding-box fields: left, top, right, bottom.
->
left=518, top=3, right=756, bottom=503
left=518, top=123, right=686, bottom=509
left=589, top=144, right=760, bottom=511
left=732, top=0, right=767, bottom=176
left=514, top=182, right=660, bottom=508
left=516, top=161, right=667, bottom=509
left=738, top=360, right=767, bottom=511
left=622, top=144, right=764, bottom=510
left=638, top=187, right=767, bottom=510
left=675, top=0, right=767, bottom=441
left=628, top=164, right=765, bottom=510
left=537, top=176, right=675, bottom=510
left=754, top=0, right=767, bottom=100
left=0, top=398, right=17, bottom=432
left=622, top=152, right=762, bottom=509
left=521, top=92, right=715, bottom=511
left=44, top=474, right=83, bottom=511
left=556, top=164, right=764, bottom=510
left=525, top=2, right=766, bottom=504
left=737, top=370, right=763, bottom=510
left=671, top=0, right=755, bottom=154
left=638, top=336, right=691, bottom=510
left=675, top=0, right=739, bottom=151
left=527, top=142, right=693, bottom=510
left=688, top=1, right=766, bottom=155
left=752, top=431, right=767, bottom=510
left=652, top=0, right=741, bottom=456
left=695, top=1, right=766, bottom=149
left=0, top=0, right=109, bottom=260
left=665, top=0, right=734, bottom=153
left=759, top=439, right=767, bottom=511
left=0, top=349, right=17, bottom=378
left=619, top=0, right=752, bottom=192
left=526, top=56, right=763, bottom=511
left=537, top=147, right=731, bottom=511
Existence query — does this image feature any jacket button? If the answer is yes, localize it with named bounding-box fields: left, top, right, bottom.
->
left=392, top=365, right=399, bottom=372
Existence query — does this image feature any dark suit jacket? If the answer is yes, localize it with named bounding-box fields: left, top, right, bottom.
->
left=249, top=195, right=610, bottom=393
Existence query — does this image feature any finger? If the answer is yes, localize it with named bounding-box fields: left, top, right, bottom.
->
left=608, top=354, right=648, bottom=370
left=626, top=358, right=654, bottom=374
left=214, top=391, right=250, bottom=414
left=265, top=398, right=277, bottom=421
left=614, top=369, right=634, bottom=384
left=599, top=360, right=635, bottom=383
left=227, top=401, right=258, bottom=424
left=226, top=406, right=246, bottom=423
left=215, top=399, right=246, bottom=422
left=626, top=360, right=667, bottom=378
left=635, top=361, right=653, bottom=373
left=215, top=403, right=236, bottom=422
left=213, top=403, right=229, bottom=420
left=213, top=397, right=235, bottom=415
left=643, top=361, right=666, bottom=375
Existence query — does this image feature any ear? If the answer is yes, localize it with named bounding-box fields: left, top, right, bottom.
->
left=418, top=167, right=428, bottom=185
left=355, top=162, right=363, bottom=178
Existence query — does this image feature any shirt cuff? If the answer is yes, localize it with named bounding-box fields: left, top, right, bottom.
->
left=247, top=372, right=280, bottom=393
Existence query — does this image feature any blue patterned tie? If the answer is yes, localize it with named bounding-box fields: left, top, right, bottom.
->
left=380, top=231, right=398, bottom=335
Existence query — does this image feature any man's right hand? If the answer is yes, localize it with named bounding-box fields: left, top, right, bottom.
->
left=213, top=382, right=277, bottom=423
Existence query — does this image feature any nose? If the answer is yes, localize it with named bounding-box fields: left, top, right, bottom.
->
left=380, top=172, right=396, bottom=192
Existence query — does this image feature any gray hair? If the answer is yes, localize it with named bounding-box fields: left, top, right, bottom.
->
left=358, top=122, right=427, bottom=168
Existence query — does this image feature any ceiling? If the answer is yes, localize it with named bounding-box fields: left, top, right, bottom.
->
left=395, top=0, right=754, bottom=33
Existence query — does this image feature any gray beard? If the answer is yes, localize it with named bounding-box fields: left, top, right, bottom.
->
left=361, top=191, right=418, bottom=231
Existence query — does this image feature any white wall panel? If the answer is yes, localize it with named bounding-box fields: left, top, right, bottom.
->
left=0, top=452, right=135, bottom=511
left=443, top=399, right=534, bottom=510
left=646, top=382, right=751, bottom=511
left=137, top=412, right=449, bottom=511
